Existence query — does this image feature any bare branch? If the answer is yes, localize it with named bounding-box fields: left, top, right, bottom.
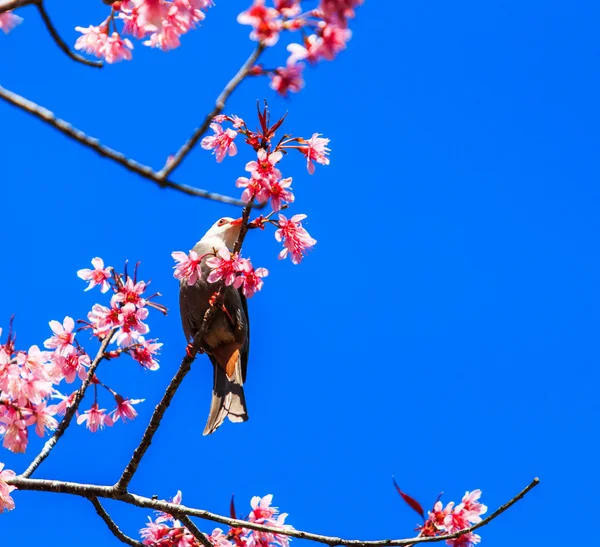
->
left=114, top=340, right=203, bottom=492
left=6, top=477, right=539, bottom=547
left=178, top=514, right=214, bottom=547
left=90, top=497, right=145, bottom=547
left=157, top=43, right=266, bottom=178
left=20, top=330, right=116, bottom=478
left=35, top=2, right=103, bottom=68
left=0, top=85, right=247, bottom=207
left=0, top=0, right=35, bottom=14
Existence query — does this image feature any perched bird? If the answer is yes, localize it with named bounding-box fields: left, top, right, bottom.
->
left=178, top=217, right=250, bottom=435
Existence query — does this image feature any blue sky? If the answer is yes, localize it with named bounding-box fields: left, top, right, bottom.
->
left=1, top=1, right=599, bottom=546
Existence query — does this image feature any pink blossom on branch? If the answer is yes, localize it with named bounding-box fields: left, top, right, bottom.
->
left=0, top=11, right=23, bottom=35
left=111, top=396, right=144, bottom=423
left=269, top=63, right=305, bottom=96
left=0, top=462, right=16, bottom=512
left=201, top=123, right=238, bottom=162
left=172, top=250, right=203, bottom=285
left=77, top=257, right=112, bottom=293
left=237, top=0, right=282, bottom=46
left=129, top=337, right=162, bottom=371
left=301, top=133, right=331, bottom=174
left=275, top=214, right=317, bottom=264
left=76, top=403, right=114, bottom=433
left=44, top=317, right=76, bottom=356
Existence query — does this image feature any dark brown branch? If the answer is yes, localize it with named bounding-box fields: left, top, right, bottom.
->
left=178, top=514, right=214, bottom=547
left=0, top=85, right=247, bottom=207
left=114, top=340, right=202, bottom=492
left=35, top=2, right=103, bottom=68
left=157, top=44, right=266, bottom=179
left=90, top=497, right=145, bottom=547
left=0, top=0, right=34, bottom=14
left=6, top=477, right=539, bottom=547
left=20, top=330, right=115, bottom=478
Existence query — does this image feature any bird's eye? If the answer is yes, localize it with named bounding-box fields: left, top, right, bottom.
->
left=217, top=218, right=227, bottom=226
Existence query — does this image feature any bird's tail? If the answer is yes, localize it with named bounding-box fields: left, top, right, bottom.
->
left=203, top=354, right=248, bottom=436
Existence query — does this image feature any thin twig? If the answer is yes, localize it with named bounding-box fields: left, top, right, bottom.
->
left=35, top=2, right=103, bottom=68
left=114, top=340, right=203, bottom=492
left=178, top=514, right=214, bottom=547
left=157, top=43, right=266, bottom=179
left=0, top=0, right=34, bottom=14
left=6, top=477, right=539, bottom=547
left=0, top=85, right=247, bottom=207
left=20, top=330, right=116, bottom=478
left=90, top=497, right=145, bottom=547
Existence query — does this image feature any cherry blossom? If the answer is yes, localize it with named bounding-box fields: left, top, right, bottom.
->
left=275, top=214, right=317, bottom=264
left=87, top=303, right=120, bottom=337
left=302, top=133, right=330, bottom=174
left=129, top=337, right=162, bottom=371
left=112, top=277, right=147, bottom=308
left=269, top=63, right=305, bottom=96
left=0, top=11, right=23, bottom=35
left=172, top=250, right=203, bottom=285
left=236, top=176, right=265, bottom=204
left=116, top=303, right=150, bottom=346
left=237, top=0, right=282, bottom=46
left=103, top=32, right=134, bottom=63
left=27, top=402, right=58, bottom=437
left=0, top=462, right=16, bottom=513
left=458, top=490, right=488, bottom=523
left=0, top=412, right=28, bottom=453
left=320, top=0, right=363, bottom=28
left=239, top=261, right=268, bottom=298
left=77, top=257, right=112, bottom=293
left=74, top=25, right=109, bottom=58
left=446, top=532, right=481, bottom=547
left=206, top=249, right=245, bottom=287
left=52, top=346, right=90, bottom=384
left=76, top=403, right=114, bottom=433
left=111, top=396, right=144, bottom=423
left=264, top=177, right=294, bottom=212
left=246, top=149, right=283, bottom=184
left=201, top=123, right=238, bottom=162
left=44, top=317, right=76, bottom=356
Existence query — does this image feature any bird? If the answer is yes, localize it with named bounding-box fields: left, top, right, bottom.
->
left=178, top=216, right=250, bottom=435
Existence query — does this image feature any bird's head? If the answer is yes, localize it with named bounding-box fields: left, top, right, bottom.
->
left=202, top=217, right=244, bottom=250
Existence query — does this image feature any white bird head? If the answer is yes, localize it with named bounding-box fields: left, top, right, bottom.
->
left=201, top=217, right=244, bottom=250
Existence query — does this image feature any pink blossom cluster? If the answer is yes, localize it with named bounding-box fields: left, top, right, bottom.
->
left=200, top=108, right=321, bottom=270
left=417, top=490, right=488, bottom=547
left=237, top=0, right=363, bottom=95
left=74, top=0, right=213, bottom=63
left=0, top=462, right=16, bottom=513
left=0, top=259, right=164, bottom=452
left=0, top=11, right=22, bottom=34
left=172, top=248, right=268, bottom=299
left=140, top=493, right=293, bottom=547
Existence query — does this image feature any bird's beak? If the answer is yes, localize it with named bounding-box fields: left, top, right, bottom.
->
left=230, top=217, right=244, bottom=226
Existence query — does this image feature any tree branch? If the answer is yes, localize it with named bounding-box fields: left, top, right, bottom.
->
left=157, top=43, right=266, bottom=178
left=5, top=477, right=539, bottom=547
left=0, top=85, right=247, bottom=207
left=0, top=0, right=34, bottom=14
left=90, top=496, right=145, bottom=547
left=20, top=330, right=115, bottom=478
left=114, top=340, right=203, bottom=492
left=35, top=2, right=103, bottom=68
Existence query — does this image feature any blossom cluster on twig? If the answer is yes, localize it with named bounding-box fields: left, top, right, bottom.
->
left=140, top=493, right=293, bottom=547
left=0, top=258, right=165, bottom=459
left=172, top=105, right=323, bottom=297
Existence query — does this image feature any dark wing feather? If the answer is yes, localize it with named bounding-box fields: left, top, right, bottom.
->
left=239, top=290, right=250, bottom=383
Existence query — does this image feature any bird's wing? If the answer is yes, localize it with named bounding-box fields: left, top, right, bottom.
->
left=178, top=279, right=211, bottom=342
left=239, top=289, right=250, bottom=384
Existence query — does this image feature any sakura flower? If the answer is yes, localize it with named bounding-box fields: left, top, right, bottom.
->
left=53, top=347, right=90, bottom=384
left=264, top=177, right=294, bottom=212
left=457, top=490, right=487, bottom=523
left=172, top=250, right=203, bottom=285
left=302, top=133, right=330, bottom=174
left=103, top=32, right=134, bottom=63
left=206, top=248, right=245, bottom=287
left=135, top=0, right=166, bottom=30
left=0, top=11, right=23, bottom=35
left=249, top=494, right=278, bottom=521
left=116, top=303, right=149, bottom=346
left=88, top=304, right=120, bottom=337
left=111, top=396, right=144, bottom=423
left=0, top=413, right=28, bottom=453
left=231, top=115, right=245, bottom=129
left=287, top=35, right=322, bottom=65
left=247, top=495, right=293, bottom=547
left=44, top=317, right=76, bottom=355
left=112, top=277, right=147, bottom=307
left=236, top=176, right=265, bottom=204
left=207, top=528, right=235, bottom=547
left=0, top=462, right=16, bottom=513
left=77, top=257, right=112, bottom=293
left=239, top=262, right=268, bottom=298
left=275, top=214, right=317, bottom=264
left=320, top=0, right=362, bottom=28
left=47, top=391, right=76, bottom=416
left=74, top=25, right=109, bottom=58
left=77, top=403, right=114, bottom=432
left=27, top=402, right=58, bottom=437
left=443, top=506, right=471, bottom=534
left=237, top=0, right=282, bottom=46
left=269, top=63, right=305, bottom=96
left=129, top=337, right=162, bottom=371
left=245, top=149, right=283, bottom=183
left=275, top=0, right=301, bottom=17
left=201, top=123, right=238, bottom=162
left=319, top=23, right=352, bottom=60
